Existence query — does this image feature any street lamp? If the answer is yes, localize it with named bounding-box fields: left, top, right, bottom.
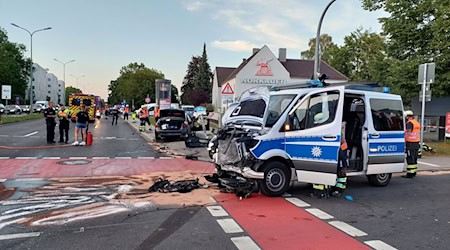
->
left=11, top=23, right=52, bottom=106
left=54, top=58, right=75, bottom=90
left=313, top=0, right=336, bottom=80
left=70, top=74, right=85, bottom=89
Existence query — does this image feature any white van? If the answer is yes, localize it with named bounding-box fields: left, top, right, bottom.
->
left=35, top=101, right=49, bottom=109
left=140, top=103, right=156, bottom=116
left=211, top=83, right=406, bottom=196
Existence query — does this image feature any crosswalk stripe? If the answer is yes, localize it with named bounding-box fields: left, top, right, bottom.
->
left=207, top=206, right=229, bottom=217
left=285, top=197, right=310, bottom=208
left=231, top=236, right=261, bottom=250
left=328, top=221, right=368, bottom=237
left=364, top=240, right=397, bottom=250
left=305, top=208, right=334, bottom=220
left=0, top=232, right=41, bottom=241
left=216, top=219, right=243, bottom=233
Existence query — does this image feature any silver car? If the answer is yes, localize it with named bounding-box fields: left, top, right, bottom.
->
left=20, top=105, right=31, bottom=113
left=5, top=105, right=22, bottom=114
left=0, top=104, right=5, bottom=114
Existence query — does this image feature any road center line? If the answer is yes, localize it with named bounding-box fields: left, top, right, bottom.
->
left=418, top=161, right=439, bottom=167
left=24, top=131, right=38, bottom=137
left=0, top=232, right=41, bottom=241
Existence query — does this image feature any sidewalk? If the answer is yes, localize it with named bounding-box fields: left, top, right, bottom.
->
left=126, top=118, right=212, bottom=162
left=417, top=156, right=450, bottom=171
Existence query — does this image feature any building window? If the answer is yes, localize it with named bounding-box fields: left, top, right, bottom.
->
left=48, top=85, right=51, bottom=88
left=58, top=84, right=61, bottom=87
left=48, top=78, right=51, bottom=81
left=32, top=86, right=35, bottom=89
left=32, top=78, right=35, bottom=81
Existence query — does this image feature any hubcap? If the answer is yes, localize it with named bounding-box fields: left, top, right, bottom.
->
left=266, top=169, right=285, bottom=192
left=377, top=173, right=389, bottom=182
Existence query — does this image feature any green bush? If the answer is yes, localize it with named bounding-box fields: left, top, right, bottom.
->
left=0, top=113, right=44, bottom=124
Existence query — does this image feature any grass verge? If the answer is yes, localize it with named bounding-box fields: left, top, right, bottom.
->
left=0, top=113, right=44, bottom=125
left=423, top=141, right=450, bottom=157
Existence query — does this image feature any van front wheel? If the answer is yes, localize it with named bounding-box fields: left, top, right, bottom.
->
left=260, top=161, right=291, bottom=197
left=367, top=173, right=392, bottom=187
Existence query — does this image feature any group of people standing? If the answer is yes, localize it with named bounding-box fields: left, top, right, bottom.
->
left=138, top=106, right=156, bottom=131
left=44, top=101, right=90, bottom=146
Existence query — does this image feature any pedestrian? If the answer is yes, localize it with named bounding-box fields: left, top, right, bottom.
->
left=111, top=106, right=119, bottom=125
left=123, top=105, right=129, bottom=123
left=154, top=105, right=160, bottom=123
left=139, top=107, right=147, bottom=131
left=72, top=104, right=88, bottom=146
left=57, top=103, right=70, bottom=143
left=43, top=101, right=57, bottom=144
left=143, top=106, right=151, bottom=130
left=403, top=110, right=420, bottom=178
left=332, top=123, right=349, bottom=197
left=131, top=109, right=137, bottom=123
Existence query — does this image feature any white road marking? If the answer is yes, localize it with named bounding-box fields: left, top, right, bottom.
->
left=0, top=135, right=9, bottom=137
left=0, top=232, right=41, bottom=241
left=328, top=221, right=368, bottom=237
left=24, top=131, right=38, bottom=137
left=231, top=236, right=261, bottom=250
left=0, top=157, right=10, bottom=160
left=114, top=157, right=132, bottom=159
left=216, top=219, right=243, bottom=233
left=0, top=179, right=6, bottom=182
left=159, top=157, right=174, bottom=159
left=285, top=197, right=310, bottom=208
left=137, top=157, right=155, bottom=159
left=92, top=157, right=110, bottom=159
left=207, top=206, right=229, bottom=217
left=418, top=161, right=439, bottom=167
left=305, top=208, right=334, bottom=220
left=364, top=240, right=398, bottom=250
left=68, top=157, right=87, bottom=159
left=42, top=157, right=61, bottom=159
left=15, top=157, right=37, bottom=160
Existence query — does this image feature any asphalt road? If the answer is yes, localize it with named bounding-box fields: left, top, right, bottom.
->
left=0, top=117, right=163, bottom=158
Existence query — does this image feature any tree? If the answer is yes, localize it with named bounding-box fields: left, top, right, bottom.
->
left=362, top=0, right=450, bottom=101
left=180, top=56, right=200, bottom=104
left=0, top=27, right=31, bottom=103
left=65, top=86, right=82, bottom=104
left=300, top=34, right=339, bottom=63
left=108, top=63, right=164, bottom=108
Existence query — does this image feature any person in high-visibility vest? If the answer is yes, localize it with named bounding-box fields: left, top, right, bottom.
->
left=139, top=107, right=147, bottom=132
left=403, top=110, right=420, bottom=178
left=123, top=105, right=130, bottom=123
left=57, top=104, right=71, bottom=143
left=332, top=130, right=349, bottom=197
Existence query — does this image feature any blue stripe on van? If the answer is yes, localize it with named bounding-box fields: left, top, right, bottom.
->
left=369, top=142, right=405, bottom=155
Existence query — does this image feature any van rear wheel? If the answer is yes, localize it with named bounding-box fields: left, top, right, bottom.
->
left=367, top=173, right=392, bottom=187
left=260, top=161, right=291, bottom=197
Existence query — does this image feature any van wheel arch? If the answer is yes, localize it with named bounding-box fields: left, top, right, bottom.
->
left=259, top=159, right=292, bottom=197
left=367, top=173, right=392, bottom=187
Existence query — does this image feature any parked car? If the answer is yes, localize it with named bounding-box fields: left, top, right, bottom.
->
left=154, top=109, right=190, bottom=141
left=5, top=105, right=22, bottom=114
left=181, top=105, right=195, bottom=117
left=19, top=105, right=31, bottom=113
left=33, top=104, right=44, bottom=113
left=0, top=104, right=5, bottom=114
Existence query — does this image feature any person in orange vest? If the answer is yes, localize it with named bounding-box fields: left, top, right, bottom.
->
left=154, top=105, right=160, bottom=123
left=123, top=105, right=130, bottom=123
left=403, top=110, right=420, bottom=178
left=139, top=107, right=147, bottom=132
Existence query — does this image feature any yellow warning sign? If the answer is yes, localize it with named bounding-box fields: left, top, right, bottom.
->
left=221, top=82, right=234, bottom=94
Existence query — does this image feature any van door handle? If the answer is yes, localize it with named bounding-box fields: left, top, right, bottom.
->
left=322, top=135, right=337, bottom=141
left=371, top=133, right=380, bottom=139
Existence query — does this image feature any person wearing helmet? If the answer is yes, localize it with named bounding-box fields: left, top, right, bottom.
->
left=123, top=104, right=130, bottom=123
left=403, top=110, right=420, bottom=178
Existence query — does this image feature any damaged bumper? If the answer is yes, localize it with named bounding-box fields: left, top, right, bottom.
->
left=220, top=165, right=264, bottom=179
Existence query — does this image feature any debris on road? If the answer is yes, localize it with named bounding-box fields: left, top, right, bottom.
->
left=148, top=178, right=202, bottom=193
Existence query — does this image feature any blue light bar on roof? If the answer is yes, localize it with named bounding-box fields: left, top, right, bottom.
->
left=382, top=87, right=390, bottom=93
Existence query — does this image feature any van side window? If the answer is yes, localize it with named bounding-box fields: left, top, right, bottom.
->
left=290, top=91, right=339, bottom=130
left=370, top=99, right=404, bottom=131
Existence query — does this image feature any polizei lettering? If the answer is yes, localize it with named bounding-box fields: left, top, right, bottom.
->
left=377, top=145, right=398, bottom=152
left=242, top=78, right=288, bottom=85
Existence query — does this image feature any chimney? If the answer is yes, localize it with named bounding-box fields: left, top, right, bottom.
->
left=279, top=48, right=287, bottom=62
left=252, top=48, right=260, bottom=54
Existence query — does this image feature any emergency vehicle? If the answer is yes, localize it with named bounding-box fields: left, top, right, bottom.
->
left=69, top=93, right=96, bottom=123
left=210, top=82, right=406, bottom=196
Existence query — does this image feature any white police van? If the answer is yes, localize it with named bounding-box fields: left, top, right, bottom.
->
left=211, top=82, right=405, bottom=196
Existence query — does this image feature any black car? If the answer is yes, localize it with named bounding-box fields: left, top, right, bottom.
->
left=154, top=109, right=190, bottom=141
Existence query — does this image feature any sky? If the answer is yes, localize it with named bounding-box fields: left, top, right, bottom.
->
left=0, top=0, right=387, bottom=100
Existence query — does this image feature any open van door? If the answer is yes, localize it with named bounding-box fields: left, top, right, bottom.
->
left=284, top=86, right=345, bottom=186
left=366, top=97, right=405, bottom=176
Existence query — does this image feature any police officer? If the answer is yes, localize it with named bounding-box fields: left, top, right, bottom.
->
left=110, top=106, right=119, bottom=125
left=332, top=127, right=349, bottom=197
left=403, top=110, right=420, bottom=178
left=57, top=104, right=70, bottom=143
left=43, top=101, right=57, bottom=144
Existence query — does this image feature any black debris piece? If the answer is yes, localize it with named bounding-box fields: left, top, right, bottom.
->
left=148, top=178, right=201, bottom=193
left=148, top=178, right=170, bottom=192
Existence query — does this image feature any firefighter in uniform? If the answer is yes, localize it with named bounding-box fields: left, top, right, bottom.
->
left=43, top=101, right=57, bottom=144
left=332, top=130, right=349, bottom=197
left=403, top=110, right=420, bottom=178
left=57, top=104, right=70, bottom=143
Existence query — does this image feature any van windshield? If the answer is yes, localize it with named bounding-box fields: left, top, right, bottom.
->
left=265, top=94, right=296, bottom=127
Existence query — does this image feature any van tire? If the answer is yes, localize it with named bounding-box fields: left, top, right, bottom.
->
left=260, top=161, right=291, bottom=197
left=367, top=173, right=392, bottom=187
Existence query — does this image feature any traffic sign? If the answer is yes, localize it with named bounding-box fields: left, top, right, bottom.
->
left=418, top=63, right=435, bottom=84
left=221, top=82, right=234, bottom=94
left=1, top=85, right=11, bottom=100
left=145, top=97, right=150, bottom=103
left=419, top=83, right=431, bottom=102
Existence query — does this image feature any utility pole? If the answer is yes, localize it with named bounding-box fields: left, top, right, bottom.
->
left=313, top=0, right=336, bottom=80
